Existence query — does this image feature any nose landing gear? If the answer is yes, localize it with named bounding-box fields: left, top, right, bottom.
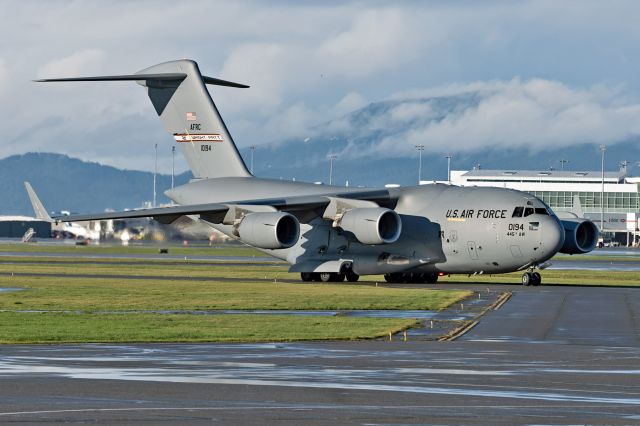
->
left=521, top=271, right=541, bottom=286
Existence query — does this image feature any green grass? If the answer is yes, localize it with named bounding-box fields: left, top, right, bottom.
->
left=440, top=269, right=640, bottom=286
left=554, top=254, right=640, bottom=262
left=0, top=261, right=290, bottom=280
left=0, top=242, right=268, bottom=257
left=0, top=255, right=471, bottom=343
left=0, top=275, right=469, bottom=311
left=0, top=312, right=419, bottom=343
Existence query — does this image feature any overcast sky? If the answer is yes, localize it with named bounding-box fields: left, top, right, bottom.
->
left=2, top=0, right=640, bottom=173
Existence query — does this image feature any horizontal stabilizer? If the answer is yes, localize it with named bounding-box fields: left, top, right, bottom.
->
left=35, top=74, right=249, bottom=88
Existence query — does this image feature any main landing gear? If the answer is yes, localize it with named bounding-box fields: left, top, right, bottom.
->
left=521, top=271, right=541, bottom=286
left=300, top=272, right=360, bottom=282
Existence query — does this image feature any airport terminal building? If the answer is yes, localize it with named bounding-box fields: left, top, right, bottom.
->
left=450, top=169, right=640, bottom=245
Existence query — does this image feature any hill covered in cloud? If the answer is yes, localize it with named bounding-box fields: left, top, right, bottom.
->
left=249, top=85, right=640, bottom=186
left=3, top=89, right=640, bottom=215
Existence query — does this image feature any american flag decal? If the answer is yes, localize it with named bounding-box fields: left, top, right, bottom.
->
left=186, top=112, right=197, bottom=121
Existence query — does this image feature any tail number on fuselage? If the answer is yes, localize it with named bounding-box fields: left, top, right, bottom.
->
left=507, top=223, right=525, bottom=237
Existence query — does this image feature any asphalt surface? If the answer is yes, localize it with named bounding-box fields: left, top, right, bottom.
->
left=0, top=285, right=638, bottom=424
left=0, top=244, right=639, bottom=424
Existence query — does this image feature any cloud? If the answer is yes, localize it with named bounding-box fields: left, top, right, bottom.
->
left=36, top=49, right=107, bottom=79
left=334, top=92, right=367, bottom=115
left=371, top=78, right=640, bottom=157
left=0, top=59, right=8, bottom=96
left=316, top=8, right=429, bottom=78
left=1, top=1, right=640, bottom=173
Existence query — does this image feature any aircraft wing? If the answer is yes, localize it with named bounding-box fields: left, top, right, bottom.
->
left=53, top=189, right=396, bottom=225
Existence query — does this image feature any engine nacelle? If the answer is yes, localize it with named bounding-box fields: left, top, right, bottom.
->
left=559, top=218, right=598, bottom=254
left=339, top=207, right=402, bottom=245
left=237, top=212, right=300, bottom=249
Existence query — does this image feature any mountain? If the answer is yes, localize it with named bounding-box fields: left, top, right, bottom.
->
left=0, top=153, right=191, bottom=216
left=245, top=94, right=640, bottom=186
left=3, top=93, right=639, bottom=215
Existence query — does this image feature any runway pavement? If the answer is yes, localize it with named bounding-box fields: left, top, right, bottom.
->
left=0, top=283, right=639, bottom=424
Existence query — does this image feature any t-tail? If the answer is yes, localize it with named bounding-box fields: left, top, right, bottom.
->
left=24, top=182, right=52, bottom=221
left=36, top=60, right=251, bottom=180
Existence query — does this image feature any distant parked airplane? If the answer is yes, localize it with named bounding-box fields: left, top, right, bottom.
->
left=24, top=182, right=89, bottom=239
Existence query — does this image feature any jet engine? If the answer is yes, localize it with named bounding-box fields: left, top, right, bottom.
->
left=559, top=218, right=598, bottom=254
left=237, top=212, right=300, bottom=249
left=338, top=207, right=402, bottom=245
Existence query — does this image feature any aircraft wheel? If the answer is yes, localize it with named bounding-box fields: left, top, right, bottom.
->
left=318, top=272, right=332, bottom=282
left=532, top=272, right=541, bottom=286
left=521, top=272, right=531, bottom=286
left=300, top=272, right=313, bottom=282
left=384, top=273, right=400, bottom=283
left=332, top=273, right=345, bottom=282
left=425, top=272, right=438, bottom=284
left=345, top=272, right=360, bottom=282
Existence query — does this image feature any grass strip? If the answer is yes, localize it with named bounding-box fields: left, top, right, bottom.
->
left=0, top=243, right=267, bottom=257
left=0, top=312, right=419, bottom=343
left=440, top=269, right=640, bottom=286
left=553, top=254, right=640, bottom=262
left=0, top=275, right=470, bottom=311
left=0, top=262, right=291, bottom=280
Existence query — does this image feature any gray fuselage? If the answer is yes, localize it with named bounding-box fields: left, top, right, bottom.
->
left=166, top=177, right=564, bottom=276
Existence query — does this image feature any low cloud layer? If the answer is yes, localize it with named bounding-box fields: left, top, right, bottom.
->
left=2, top=1, right=640, bottom=172
left=369, top=79, right=640, bottom=157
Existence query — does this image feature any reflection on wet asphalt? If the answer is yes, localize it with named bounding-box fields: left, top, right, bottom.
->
left=0, top=339, right=639, bottom=425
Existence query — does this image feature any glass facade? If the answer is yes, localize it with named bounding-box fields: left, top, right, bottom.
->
left=529, top=190, right=640, bottom=214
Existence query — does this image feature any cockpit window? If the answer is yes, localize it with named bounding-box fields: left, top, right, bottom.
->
left=512, top=207, right=524, bottom=217
left=524, top=207, right=535, bottom=217
left=534, top=207, right=548, bottom=215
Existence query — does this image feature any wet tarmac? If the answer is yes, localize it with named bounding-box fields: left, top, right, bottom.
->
left=0, top=284, right=638, bottom=424
left=1, top=246, right=639, bottom=423
left=0, top=339, right=639, bottom=425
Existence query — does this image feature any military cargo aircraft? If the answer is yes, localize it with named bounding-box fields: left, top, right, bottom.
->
left=37, top=59, right=598, bottom=285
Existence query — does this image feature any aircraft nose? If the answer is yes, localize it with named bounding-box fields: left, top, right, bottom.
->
left=542, top=217, right=565, bottom=255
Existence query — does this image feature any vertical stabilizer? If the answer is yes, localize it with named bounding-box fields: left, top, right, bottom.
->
left=24, top=182, right=52, bottom=221
left=572, top=195, right=585, bottom=218
left=36, top=59, right=252, bottom=180
left=136, top=60, right=251, bottom=179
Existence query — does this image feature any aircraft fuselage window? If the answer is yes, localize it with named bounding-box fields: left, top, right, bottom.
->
left=524, top=207, right=534, bottom=217
left=512, top=207, right=524, bottom=217
left=534, top=208, right=548, bottom=215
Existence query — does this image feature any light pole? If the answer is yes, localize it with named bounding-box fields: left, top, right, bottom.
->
left=559, top=159, right=569, bottom=171
left=171, top=146, right=175, bottom=189
left=600, top=145, right=606, bottom=234
left=328, top=155, right=337, bottom=185
left=445, top=154, right=452, bottom=184
left=415, top=144, right=425, bottom=184
left=249, top=145, right=256, bottom=174
left=153, top=143, right=158, bottom=208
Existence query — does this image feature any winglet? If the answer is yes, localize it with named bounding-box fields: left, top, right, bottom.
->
left=24, top=182, right=52, bottom=221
